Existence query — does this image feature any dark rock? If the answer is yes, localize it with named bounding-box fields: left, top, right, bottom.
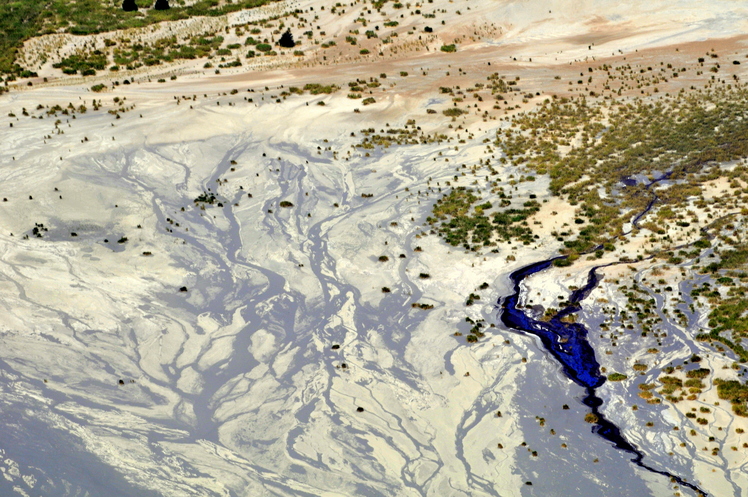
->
left=122, top=0, right=138, bottom=11
left=154, top=0, right=170, bottom=10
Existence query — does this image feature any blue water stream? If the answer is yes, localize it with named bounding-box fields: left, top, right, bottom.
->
left=500, top=259, right=707, bottom=496
left=498, top=172, right=707, bottom=496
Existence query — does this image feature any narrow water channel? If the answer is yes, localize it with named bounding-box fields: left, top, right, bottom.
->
left=500, top=259, right=707, bottom=496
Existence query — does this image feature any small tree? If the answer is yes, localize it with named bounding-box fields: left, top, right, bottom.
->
left=279, top=30, right=295, bottom=48
left=154, top=0, right=170, bottom=10
left=122, top=0, right=138, bottom=11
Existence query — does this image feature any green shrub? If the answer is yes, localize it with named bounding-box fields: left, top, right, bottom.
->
left=303, top=83, right=339, bottom=94
left=219, top=59, right=241, bottom=68
left=443, top=108, right=466, bottom=117
left=686, top=368, right=711, bottom=379
left=440, top=44, right=457, bottom=53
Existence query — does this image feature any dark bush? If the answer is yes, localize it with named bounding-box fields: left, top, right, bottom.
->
left=279, top=29, right=295, bottom=48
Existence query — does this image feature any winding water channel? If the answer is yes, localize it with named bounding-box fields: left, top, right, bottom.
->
left=500, top=259, right=707, bottom=496
left=499, top=171, right=708, bottom=496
